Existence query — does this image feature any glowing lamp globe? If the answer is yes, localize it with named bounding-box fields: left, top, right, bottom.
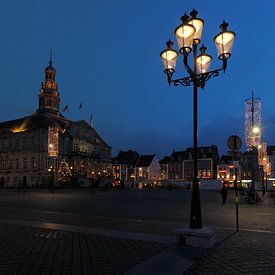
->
left=214, top=21, right=235, bottom=60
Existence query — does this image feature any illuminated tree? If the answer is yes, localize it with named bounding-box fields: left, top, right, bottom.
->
left=58, top=160, right=72, bottom=182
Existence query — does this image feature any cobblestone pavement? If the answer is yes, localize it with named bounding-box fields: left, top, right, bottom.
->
left=185, top=230, right=275, bottom=274
left=0, top=189, right=272, bottom=235
left=0, top=223, right=166, bottom=275
left=0, top=189, right=273, bottom=274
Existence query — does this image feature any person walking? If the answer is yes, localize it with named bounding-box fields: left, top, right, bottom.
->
left=221, top=184, right=228, bottom=205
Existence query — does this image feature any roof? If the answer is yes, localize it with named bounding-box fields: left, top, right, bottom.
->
left=67, top=120, right=111, bottom=148
left=185, top=145, right=219, bottom=159
left=242, top=147, right=258, bottom=156
left=136, top=154, right=155, bottom=167
left=219, top=154, right=240, bottom=164
left=220, top=155, right=233, bottom=163
left=170, top=151, right=186, bottom=162
left=0, top=112, right=69, bottom=133
left=159, top=156, right=171, bottom=164
left=113, top=150, right=139, bottom=165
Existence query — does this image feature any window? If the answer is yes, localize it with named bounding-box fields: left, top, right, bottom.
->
left=23, top=137, right=27, bottom=148
left=31, top=136, right=35, bottom=146
left=23, top=157, right=27, bottom=169
left=73, top=143, right=78, bottom=152
left=16, top=159, right=19, bottom=169
left=73, top=160, right=77, bottom=172
left=8, top=159, right=12, bottom=170
left=9, top=140, right=13, bottom=150
left=80, top=160, right=85, bottom=173
left=32, top=157, right=37, bottom=169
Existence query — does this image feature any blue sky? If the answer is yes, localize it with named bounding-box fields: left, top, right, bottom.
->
left=0, top=0, right=274, bottom=158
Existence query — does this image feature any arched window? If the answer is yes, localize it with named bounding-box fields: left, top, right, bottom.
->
left=8, top=159, right=12, bottom=170
left=80, top=160, right=85, bottom=173
left=16, top=159, right=19, bottom=169
left=73, top=160, right=77, bottom=172
left=32, top=157, right=37, bottom=169
left=23, top=157, right=27, bottom=169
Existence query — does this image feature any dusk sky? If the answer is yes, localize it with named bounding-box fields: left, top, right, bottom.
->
left=0, top=0, right=274, bottom=158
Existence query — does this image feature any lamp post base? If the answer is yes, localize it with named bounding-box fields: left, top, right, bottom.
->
left=175, top=227, right=217, bottom=248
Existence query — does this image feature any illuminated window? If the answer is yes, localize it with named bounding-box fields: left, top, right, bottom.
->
left=272, top=181, right=275, bottom=187
left=73, top=160, right=77, bottom=172
left=80, top=160, right=85, bottom=173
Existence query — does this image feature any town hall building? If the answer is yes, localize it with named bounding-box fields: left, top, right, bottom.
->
left=0, top=59, right=111, bottom=187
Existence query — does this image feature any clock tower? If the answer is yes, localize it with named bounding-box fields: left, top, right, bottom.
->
left=38, top=58, right=61, bottom=116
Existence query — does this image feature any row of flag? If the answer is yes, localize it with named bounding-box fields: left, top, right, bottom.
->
left=62, top=102, right=93, bottom=124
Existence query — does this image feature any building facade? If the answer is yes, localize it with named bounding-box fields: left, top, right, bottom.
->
left=167, top=151, right=185, bottom=180
left=217, top=155, right=241, bottom=187
left=167, top=145, right=219, bottom=181
left=0, top=60, right=111, bottom=187
left=135, top=154, right=161, bottom=181
left=112, top=150, right=139, bottom=181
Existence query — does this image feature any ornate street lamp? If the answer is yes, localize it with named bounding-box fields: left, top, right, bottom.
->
left=160, top=9, right=235, bottom=229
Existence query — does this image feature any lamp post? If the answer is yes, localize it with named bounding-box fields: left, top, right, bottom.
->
left=160, top=9, right=235, bottom=229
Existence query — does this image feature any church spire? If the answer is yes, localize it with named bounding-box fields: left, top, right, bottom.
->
left=37, top=56, right=61, bottom=116
left=49, top=48, right=53, bottom=66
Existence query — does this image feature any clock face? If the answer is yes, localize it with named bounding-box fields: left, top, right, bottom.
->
left=46, top=81, right=52, bottom=89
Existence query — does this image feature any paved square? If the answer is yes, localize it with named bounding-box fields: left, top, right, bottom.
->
left=0, top=188, right=273, bottom=274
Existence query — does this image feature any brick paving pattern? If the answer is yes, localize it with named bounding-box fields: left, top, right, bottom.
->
left=0, top=223, right=167, bottom=274
left=0, top=189, right=273, bottom=274
left=185, top=231, right=275, bottom=274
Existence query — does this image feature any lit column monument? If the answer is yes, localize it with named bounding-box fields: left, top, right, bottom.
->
left=160, top=9, right=235, bottom=247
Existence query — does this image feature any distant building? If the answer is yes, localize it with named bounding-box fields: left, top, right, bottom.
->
left=217, top=155, right=241, bottom=186
left=167, top=151, right=185, bottom=180
left=183, top=145, right=219, bottom=180
left=0, top=59, right=111, bottom=188
left=112, top=150, right=139, bottom=180
left=167, top=145, right=219, bottom=181
left=240, top=148, right=262, bottom=181
left=135, top=154, right=161, bottom=180
left=267, top=146, right=275, bottom=178
left=159, top=156, right=170, bottom=180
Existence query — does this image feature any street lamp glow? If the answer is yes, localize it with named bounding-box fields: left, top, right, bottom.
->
left=196, top=45, right=212, bottom=74
left=253, top=127, right=260, bottom=134
left=214, top=21, right=235, bottom=60
left=174, top=13, right=196, bottom=54
left=160, top=9, right=235, bottom=231
left=160, top=40, right=178, bottom=72
left=188, top=9, right=204, bottom=44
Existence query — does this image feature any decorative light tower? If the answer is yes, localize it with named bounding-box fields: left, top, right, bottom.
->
left=160, top=9, right=235, bottom=246
left=245, top=91, right=262, bottom=149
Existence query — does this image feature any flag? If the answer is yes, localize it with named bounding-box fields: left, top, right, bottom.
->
left=89, top=114, right=93, bottom=124
left=63, top=105, right=68, bottom=112
left=79, top=101, right=83, bottom=110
